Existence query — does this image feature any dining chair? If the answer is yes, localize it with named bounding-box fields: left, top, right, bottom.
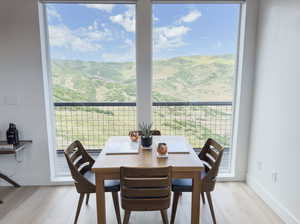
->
left=120, top=166, right=172, bottom=224
left=129, top=130, right=161, bottom=136
left=64, top=140, right=121, bottom=224
left=171, top=138, right=224, bottom=224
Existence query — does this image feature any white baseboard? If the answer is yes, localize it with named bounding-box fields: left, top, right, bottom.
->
left=247, top=175, right=299, bottom=224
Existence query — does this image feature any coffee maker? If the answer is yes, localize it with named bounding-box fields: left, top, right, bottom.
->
left=6, top=123, right=20, bottom=145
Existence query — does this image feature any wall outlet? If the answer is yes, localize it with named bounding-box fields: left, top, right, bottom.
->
left=4, top=95, right=18, bottom=106
left=272, top=172, right=278, bottom=183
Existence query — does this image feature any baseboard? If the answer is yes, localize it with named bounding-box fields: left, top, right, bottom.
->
left=247, top=175, right=299, bottom=224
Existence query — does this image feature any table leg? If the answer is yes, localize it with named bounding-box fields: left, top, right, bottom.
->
left=96, top=174, right=106, bottom=224
left=191, top=172, right=201, bottom=224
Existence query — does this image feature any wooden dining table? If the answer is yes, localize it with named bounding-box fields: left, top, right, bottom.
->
left=92, top=136, right=204, bottom=224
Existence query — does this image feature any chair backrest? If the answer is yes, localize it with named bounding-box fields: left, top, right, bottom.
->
left=129, top=130, right=161, bottom=136
left=120, top=167, right=172, bottom=211
left=198, top=138, right=224, bottom=191
left=64, top=140, right=95, bottom=193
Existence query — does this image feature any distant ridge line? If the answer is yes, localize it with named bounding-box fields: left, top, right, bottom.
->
left=52, top=54, right=235, bottom=64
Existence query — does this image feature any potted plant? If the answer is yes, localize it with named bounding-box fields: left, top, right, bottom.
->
left=139, top=122, right=153, bottom=148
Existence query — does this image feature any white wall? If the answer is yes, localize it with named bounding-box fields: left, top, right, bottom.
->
left=0, top=0, right=52, bottom=185
left=247, top=0, right=300, bottom=223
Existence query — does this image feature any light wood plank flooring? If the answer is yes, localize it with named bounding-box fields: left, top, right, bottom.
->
left=0, top=182, right=284, bottom=224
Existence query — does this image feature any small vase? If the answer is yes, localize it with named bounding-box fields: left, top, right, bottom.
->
left=141, top=136, right=152, bottom=148
left=129, top=131, right=139, bottom=142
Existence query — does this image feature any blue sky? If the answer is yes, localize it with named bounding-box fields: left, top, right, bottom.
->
left=47, top=3, right=240, bottom=62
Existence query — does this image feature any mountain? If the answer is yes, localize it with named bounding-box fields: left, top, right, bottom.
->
left=52, top=55, right=235, bottom=149
left=51, top=55, right=235, bottom=103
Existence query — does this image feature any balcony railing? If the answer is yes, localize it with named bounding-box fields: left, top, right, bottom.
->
left=54, top=101, right=233, bottom=173
left=54, top=101, right=232, bottom=150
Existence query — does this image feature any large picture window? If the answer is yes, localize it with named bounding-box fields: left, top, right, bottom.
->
left=42, top=1, right=243, bottom=177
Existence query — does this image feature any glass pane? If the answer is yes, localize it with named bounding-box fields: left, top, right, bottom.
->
left=45, top=3, right=136, bottom=175
left=152, top=4, right=240, bottom=173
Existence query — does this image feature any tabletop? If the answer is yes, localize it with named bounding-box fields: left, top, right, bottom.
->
left=92, top=136, right=204, bottom=174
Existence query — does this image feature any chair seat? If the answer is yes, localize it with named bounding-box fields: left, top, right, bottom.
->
left=172, top=170, right=206, bottom=192
left=83, top=171, right=120, bottom=192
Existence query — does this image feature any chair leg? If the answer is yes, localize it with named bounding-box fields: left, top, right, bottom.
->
left=171, top=192, right=180, bottom=224
left=74, top=193, right=85, bottom=224
left=201, top=192, right=205, bottom=204
left=85, top=193, right=90, bottom=205
left=123, top=210, right=131, bottom=224
left=206, top=192, right=217, bottom=224
left=161, top=209, right=169, bottom=224
left=111, top=192, right=122, bottom=224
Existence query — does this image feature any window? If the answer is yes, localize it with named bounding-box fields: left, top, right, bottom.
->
left=152, top=4, right=241, bottom=173
left=41, top=1, right=244, bottom=178
left=45, top=3, right=136, bottom=175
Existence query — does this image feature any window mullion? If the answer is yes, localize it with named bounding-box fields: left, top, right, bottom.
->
left=136, top=0, right=153, bottom=126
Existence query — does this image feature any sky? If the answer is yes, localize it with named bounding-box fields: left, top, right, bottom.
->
left=46, top=3, right=240, bottom=62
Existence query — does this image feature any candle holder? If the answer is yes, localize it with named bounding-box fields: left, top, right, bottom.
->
left=157, top=143, right=168, bottom=158
left=129, top=131, right=139, bottom=142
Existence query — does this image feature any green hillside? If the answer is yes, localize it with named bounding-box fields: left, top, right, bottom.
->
left=51, top=55, right=235, bottom=103
left=52, top=55, right=235, bottom=149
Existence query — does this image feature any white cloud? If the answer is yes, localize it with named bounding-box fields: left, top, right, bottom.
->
left=84, top=29, right=110, bottom=41
left=160, top=26, right=190, bottom=38
left=82, top=4, right=115, bottom=13
left=124, top=38, right=134, bottom=47
left=110, top=6, right=135, bottom=32
left=47, top=6, right=61, bottom=21
left=154, top=25, right=190, bottom=49
left=79, top=21, right=112, bottom=41
left=48, top=23, right=112, bottom=53
left=178, top=10, right=202, bottom=24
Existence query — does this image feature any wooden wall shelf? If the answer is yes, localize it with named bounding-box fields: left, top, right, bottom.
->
left=0, top=140, right=32, bottom=155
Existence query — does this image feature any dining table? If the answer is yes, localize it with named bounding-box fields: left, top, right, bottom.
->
left=92, top=136, right=204, bottom=224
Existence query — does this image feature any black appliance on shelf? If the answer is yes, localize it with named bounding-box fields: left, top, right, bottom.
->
left=6, top=123, right=19, bottom=145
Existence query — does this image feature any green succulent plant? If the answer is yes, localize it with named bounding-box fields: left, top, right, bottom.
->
left=138, top=122, right=152, bottom=138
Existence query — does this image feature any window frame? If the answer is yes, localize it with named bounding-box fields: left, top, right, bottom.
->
left=39, top=0, right=254, bottom=181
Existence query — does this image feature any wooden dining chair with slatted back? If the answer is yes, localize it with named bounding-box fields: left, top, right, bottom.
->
left=120, top=166, right=172, bottom=224
left=64, top=140, right=122, bottom=224
left=171, top=138, right=224, bottom=224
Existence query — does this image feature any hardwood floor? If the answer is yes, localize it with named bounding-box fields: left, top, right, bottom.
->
left=0, top=182, right=284, bottom=224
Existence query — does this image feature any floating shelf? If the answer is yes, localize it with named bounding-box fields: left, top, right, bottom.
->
left=0, top=140, right=32, bottom=155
